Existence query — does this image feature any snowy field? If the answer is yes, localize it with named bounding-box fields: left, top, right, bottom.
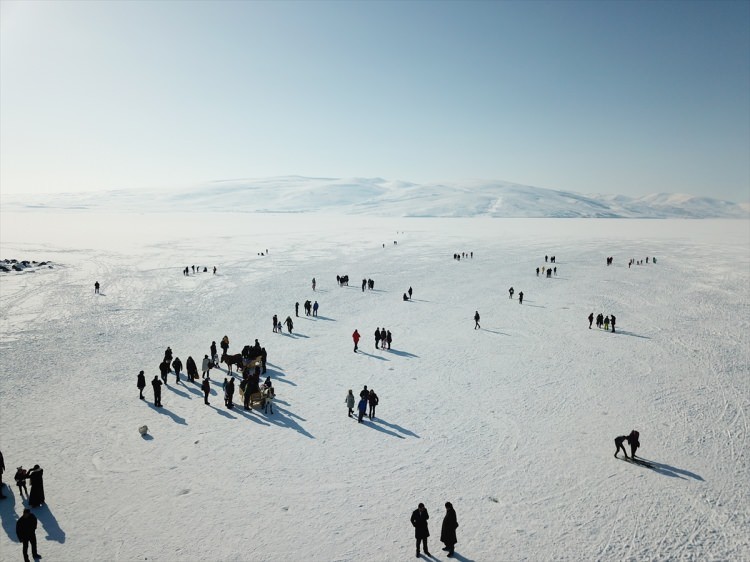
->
left=0, top=211, right=748, bottom=562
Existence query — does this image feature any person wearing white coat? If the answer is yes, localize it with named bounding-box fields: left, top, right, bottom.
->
left=345, top=390, right=355, bottom=417
left=201, top=354, right=211, bottom=380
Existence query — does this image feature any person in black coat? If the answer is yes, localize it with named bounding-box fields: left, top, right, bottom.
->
left=151, top=376, right=162, bottom=407
left=16, top=508, right=40, bottom=561
left=172, top=357, right=183, bottom=384
left=159, top=360, right=170, bottom=385
left=411, top=503, right=430, bottom=557
left=164, top=346, right=173, bottom=364
left=0, top=449, right=5, bottom=499
left=225, top=377, right=235, bottom=409
left=440, top=502, right=458, bottom=556
left=186, top=356, right=198, bottom=383
left=201, top=378, right=211, bottom=405
left=25, top=465, right=45, bottom=508
left=137, top=370, right=146, bottom=399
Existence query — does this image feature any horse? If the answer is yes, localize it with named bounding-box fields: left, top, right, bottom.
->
left=221, top=353, right=244, bottom=373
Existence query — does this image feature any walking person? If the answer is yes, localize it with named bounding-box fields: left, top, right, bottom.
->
left=588, top=312, right=594, bottom=329
left=137, top=370, right=146, bottom=399
left=151, top=376, right=162, bottom=407
left=411, top=503, right=431, bottom=557
left=368, top=389, right=379, bottom=420
left=16, top=508, right=40, bottom=561
left=474, top=311, right=480, bottom=329
left=201, top=377, right=211, bottom=405
left=159, top=360, right=170, bottom=385
left=518, top=291, right=524, bottom=304
left=25, top=465, right=45, bottom=508
left=440, top=502, right=459, bottom=557
left=172, top=356, right=183, bottom=384
left=345, top=390, right=355, bottom=417
left=352, top=329, right=360, bottom=353
left=285, top=316, right=294, bottom=334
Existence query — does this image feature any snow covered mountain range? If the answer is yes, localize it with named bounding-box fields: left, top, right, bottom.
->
left=4, top=176, right=748, bottom=218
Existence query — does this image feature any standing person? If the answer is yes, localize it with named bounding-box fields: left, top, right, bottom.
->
left=312, top=277, right=316, bottom=291
left=225, top=377, right=235, bottom=409
left=273, top=314, right=278, bottom=333
left=440, top=502, right=459, bottom=557
left=374, top=327, right=381, bottom=349
left=411, top=503, right=431, bottom=557
left=26, top=465, right=45, bottom=508
left=518, top=291, right=524, bottom=304
left=137, top=370, right=146, bottom=399
left=164, top=346, right=173, bottom=364
left=202, top=354, right=212, bottom=379
left=596, top=313, right=603, bottom=329
left=604, top=316, right=610, bottom=331
left=509, top=287, right=514, bottom=299
left=295, top=302, right=299, bottom=317
left=345, top=390, right=355, bottom=417
left=474, top=311, right=480, bottom=329
left=94, top=281, right=100, bottom=294
left=408, top=286, right=413, bottom=299
left=385, top=330, right=392, bottom=350
left=362, top=278, right=367, bottom=292
left=313, top=300, right=319, bottom=317
left=379, top=327, right=387, bottom=347
left=16, top=508, right=40, bottom=561
left=221, top=335, right=229, bottom=355
left=0, top=450, right=5, bottom=498
left=201, top=378, right=210, bottom=405
left=213, top=266, right=217, bottom=274
left=368, top=389, right=379, bottom=420
left=210, top=341, right=218, bottom=364
left=588, top=313, right=594, bottom=329
left=186, top=356, right=198, bottom=382
left=263, top=385, right=274, bottom=414
left=610, top=314, right=616, bottom=333
left=172, top=356, right=183, bottom=384
left=352, top=329, right=361, bottom=353
left=15, top=466, right=28, bottom=497
left=151, top=376, right=162, bottom=407
left=285, top=316, right=294, bottom=334
left=357, top=396, right=367, bottom=423
left=159, top=361, right=170, bottom=385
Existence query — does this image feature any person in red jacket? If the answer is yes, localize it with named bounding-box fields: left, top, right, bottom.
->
left=352, top=330, right=361, bottom=353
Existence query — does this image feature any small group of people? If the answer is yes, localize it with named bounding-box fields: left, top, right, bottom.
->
left=507, top=288, right=524, bottom=303
left=411, top=501, right=459, bottom=558
left=589, top=312, right=616, bottom=332
left=182, top=265, right=216, bottom=275
left=614, top=429, right=640, bottom=460
left=452, top=251, right=473, bottom=260
left=402, top=286, right=413, bottom=301
left=346, top=386, right=379, bottom=422
left=629, top=257, right=656, bottom=267
left=272, top=314, right=294, bottom=334
left=0, top=452, right=45, bottom=561
left=362, top=278, right=375, bottom=291
left=299, top=300, right=318, bottom=317
left=545, top=255, right=556, bottom=263
left=374, top=327, right=392, bottom=349
left=536, top=266, right=556, bottom=277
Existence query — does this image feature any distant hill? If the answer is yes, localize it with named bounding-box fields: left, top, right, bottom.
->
left=4, top=176, right=748, bottom=218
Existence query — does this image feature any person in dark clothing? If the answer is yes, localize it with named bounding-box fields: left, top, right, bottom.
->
left=614, top=435, right=629, bottom=459
left=518, top=291, right=524, bottom=304
left=474, top=311, right=480, bottom=329
left=260, top=347, right=267, bottom=373
left=362, top=278, right=367, bottom=292
left=94, top=281, right=100, bottom=294
left=352, top=329, right=360, bottom=352
left=357, top=397, right=367, bottom=423
left=440, top=502, right=458, bottom=557
left=368, top=389, right=379, bottom=419
left=201, top=378, right=211, bottom=405
left=186, top=356, right=198, bottom=383
left=628, top=429, right=640, bottom=458
left=151, top=376, right=162, bottom=407
left=374, top=328, right=381, bottom=349
left=295, top=302, right=299, bottom=317
left=242, top=374, right=252, bottom=410
left=596, top=313, right=603, bottom=329
left=15, top=466, right=28, bottom=497
left=273, top=314, right=278, bottom=333
left=404, top=293, right=409, bottom=301
left=172, top=357, right=183, bottom=384
left=221, top=335, right=229, bottom=355
left=25, top=465, right=45, bottom=508
left=210, top=341, right=218, bottom=364
left=16, top=508, right=40, bottom=561
left=610, top=314, right=616, bottom=333
left=164, top=346, right=173, bottom=364
left=379, top=327, right=386, bottom=346
left=0, top=450, right=5, bottom=498
left=137, top=370, right=146, bottom=399
left=386, top=330, right=392, bottom=350
left=411, top=503, right=430, bottom=557
left=159, top=361, right=170, bottom=385
left=360, top=385, right=369, bottom=399
left=509, top=287, right=514, bottom=299
left=408, top=286, right=413, bottom=299
left=285, top=316, right=294, bottom=334
left=225, top=378, right=235, bottom=409
left=588, top=313, right=594, bottom=329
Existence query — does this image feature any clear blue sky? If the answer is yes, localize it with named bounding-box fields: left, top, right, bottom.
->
left=1, top=0, right=748, bottom=201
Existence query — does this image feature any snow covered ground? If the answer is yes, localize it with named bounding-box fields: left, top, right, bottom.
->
left=0, top=211, right=748, bottom=561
